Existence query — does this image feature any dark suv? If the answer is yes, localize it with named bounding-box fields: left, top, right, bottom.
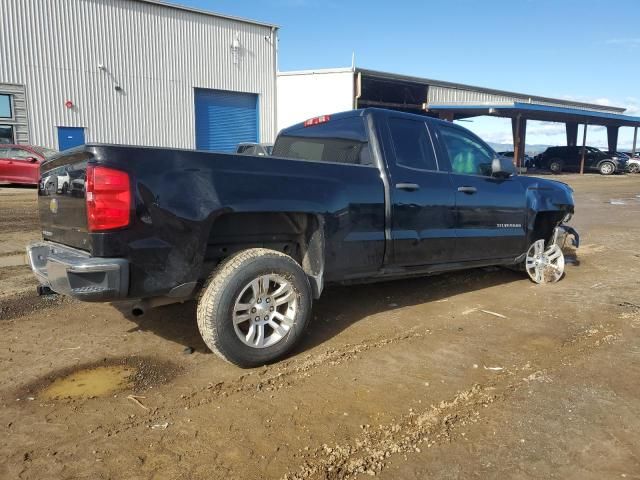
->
left=536, top=146, right=626, bottom=175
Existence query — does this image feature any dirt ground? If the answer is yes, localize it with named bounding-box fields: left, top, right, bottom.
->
left=1, top=175, right=640, bottom=480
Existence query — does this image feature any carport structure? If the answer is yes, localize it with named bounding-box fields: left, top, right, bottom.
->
left=354, top=68, right=640, bottom=171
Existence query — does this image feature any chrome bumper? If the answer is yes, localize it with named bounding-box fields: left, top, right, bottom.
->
left=27, top=241, right=129, bottom=301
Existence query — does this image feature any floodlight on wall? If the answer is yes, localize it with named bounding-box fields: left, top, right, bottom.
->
left=231, top=34, right=240, bottom=64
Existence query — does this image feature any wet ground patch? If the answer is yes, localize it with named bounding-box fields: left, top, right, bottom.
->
left=17, top=356, right=181, bottom=401
left=0, top=290, right=72, bottom=321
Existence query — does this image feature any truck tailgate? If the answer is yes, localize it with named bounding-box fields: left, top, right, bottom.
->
left=38, top=149, right=92, bottom=252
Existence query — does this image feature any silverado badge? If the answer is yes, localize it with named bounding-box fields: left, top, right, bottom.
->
left=49, top=198, right=59, bottom=214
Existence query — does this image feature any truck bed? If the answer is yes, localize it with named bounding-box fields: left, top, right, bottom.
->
left=37, top=144, right=386, bottom=299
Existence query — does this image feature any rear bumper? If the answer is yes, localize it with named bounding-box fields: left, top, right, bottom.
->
left=27, top=241, right=129, bottom=302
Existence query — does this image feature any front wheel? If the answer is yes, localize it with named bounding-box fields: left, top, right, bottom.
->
left=599, top=161, right=615, bottom=175
left=525, top=239, right=565, bottom=284
left=628, top=163, right=640, bottom=174
left=548, top=159, right=563, bottom=174
left=197, top=248, right=312, bottom=367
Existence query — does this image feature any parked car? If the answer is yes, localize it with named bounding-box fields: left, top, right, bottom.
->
left=602, top=151, right=639, bottom=173
left=497, top=151, right=533, bottom=167
left=0, top=144, right=57, bottom=186
left=236, top=142, right=273, bottom=156
left=27, top=108, right=577, bottom=367
left=621, top=152, right=640, bottom=171
left=536, top=146, right=626, bottom=175
left=625, top=156, right=640, bottom=173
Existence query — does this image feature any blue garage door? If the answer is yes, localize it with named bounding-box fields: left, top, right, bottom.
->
left=57, top=127, right=85, bottom=151
left=194, top=89, right=258, bottom=153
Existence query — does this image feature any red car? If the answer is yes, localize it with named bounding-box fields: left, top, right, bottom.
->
left=0, top=144, right=57, bottom=186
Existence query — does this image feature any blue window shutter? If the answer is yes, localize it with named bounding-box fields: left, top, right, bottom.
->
left=194, top=89, right=258, bottom=153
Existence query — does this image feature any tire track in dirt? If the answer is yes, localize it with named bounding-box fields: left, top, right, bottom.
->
left=180, top=328, right=430, bottom=409
left=280, top=323, right=622, bottom=480
left=67, top=328, right=434, bottom=439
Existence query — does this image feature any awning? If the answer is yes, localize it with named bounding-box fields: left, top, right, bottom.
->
left=426, top=102, right=640, bottom=127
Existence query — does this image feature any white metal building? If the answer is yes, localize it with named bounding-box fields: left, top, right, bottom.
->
left=277, top=67, right=356, bottom=133
left=277, top=66, right=640, bottom=162
left=0, top=0, right=278, bottom=152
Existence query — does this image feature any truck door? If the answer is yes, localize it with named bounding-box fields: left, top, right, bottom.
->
left=383, top=115, right=457, bottom=267
left=435, top=123, right=527, bottom=261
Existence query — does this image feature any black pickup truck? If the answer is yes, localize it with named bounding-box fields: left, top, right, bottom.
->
left=28, top=108, right=577, bottom=367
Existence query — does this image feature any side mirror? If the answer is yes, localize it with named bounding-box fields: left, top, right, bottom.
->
left=492, top=156, right=516, bottom=178
left=27, top=157, right=38, bottom=163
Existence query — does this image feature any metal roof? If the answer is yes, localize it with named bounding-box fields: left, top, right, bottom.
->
left=278, top=67, right=355, bottom=77
left=427, top=102, right=640, bottom=127
left=357, top=68, right=626, bottom=114
left=134, top=0, right=278, bottom=28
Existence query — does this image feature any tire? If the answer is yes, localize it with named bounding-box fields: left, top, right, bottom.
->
left=548, top=159, right=563, bottom=174
left=599, top=161, right=615, bottom=175
left=628, top=163, right=640, bottom=174
left=197, top=248, right=312, bottom=368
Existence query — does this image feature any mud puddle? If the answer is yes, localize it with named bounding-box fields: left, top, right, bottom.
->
left=40, top=365, right=135, bottom=399
left=17, top=356, right=181, bottom=402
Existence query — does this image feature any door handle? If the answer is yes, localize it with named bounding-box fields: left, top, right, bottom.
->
left=457, top=186, right=477, bottom=194
left=395, top=183, right=420, bottom=191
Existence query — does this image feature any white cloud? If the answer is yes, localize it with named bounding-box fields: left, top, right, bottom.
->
left=625, top=104, right=640, bottom=116
left=605, top=38, right=640, bottom=48
left=592, top=98, right=612, bottom=106
left=526, top=121, right=566, bottom=136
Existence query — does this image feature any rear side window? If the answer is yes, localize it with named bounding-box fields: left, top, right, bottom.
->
left=273, top=117, right=371, bottom=165
left=388, top=118, right=438, bottom=171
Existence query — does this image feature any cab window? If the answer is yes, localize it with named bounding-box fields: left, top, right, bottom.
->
left=439, top=125, right=494, bottom=176
left=273, top=117, right=371, bottom=165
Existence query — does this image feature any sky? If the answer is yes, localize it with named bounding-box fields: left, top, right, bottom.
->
left=178, top=0, right=640, bottom=149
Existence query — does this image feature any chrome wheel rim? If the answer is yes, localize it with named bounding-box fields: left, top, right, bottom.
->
left=232, top=274, right=297, bottom=348
left=526, top=239, right=565, bottom=284
left=601, top=163, right=613, bottom=174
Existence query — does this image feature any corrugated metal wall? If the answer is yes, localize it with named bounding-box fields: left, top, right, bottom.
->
left=427, top=85, right=618, bottom=113
left=0, top=0, right=277, bottom=149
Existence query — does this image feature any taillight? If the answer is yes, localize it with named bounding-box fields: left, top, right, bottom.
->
left=86, top=165, right=131, bottom=231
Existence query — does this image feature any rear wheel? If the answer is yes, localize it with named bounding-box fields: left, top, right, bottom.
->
left=599, top=161, right=615, bottom=175
left=197, top=248, right=312, bottom=367
left=548, top=159, right=563, bottom=174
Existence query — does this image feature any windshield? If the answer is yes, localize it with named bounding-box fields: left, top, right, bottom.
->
left=31, top=146, right=58, bottom=158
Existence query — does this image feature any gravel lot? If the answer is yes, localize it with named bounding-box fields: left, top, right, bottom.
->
left=1, top=175, right=640, bottom=479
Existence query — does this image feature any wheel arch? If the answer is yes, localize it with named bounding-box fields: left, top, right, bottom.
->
left=528, top=211, right=565, bottom=244
left=202, top=211, right=325, bottom=298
